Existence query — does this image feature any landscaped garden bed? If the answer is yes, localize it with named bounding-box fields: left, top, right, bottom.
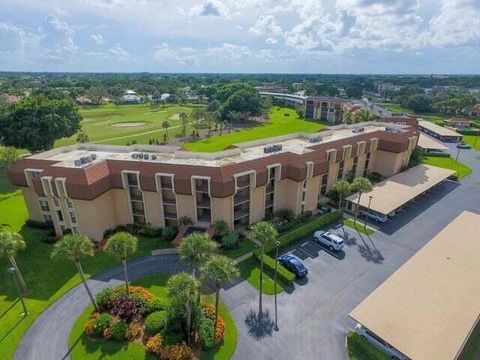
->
left=346, top=331, right=389, bottom=360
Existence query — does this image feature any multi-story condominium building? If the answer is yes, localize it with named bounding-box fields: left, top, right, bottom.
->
left=7, top=121, right=418, bottom=242
left=305, top=97, right=345, bottom=124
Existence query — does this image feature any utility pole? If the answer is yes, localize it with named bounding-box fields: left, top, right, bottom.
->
left=274, top=241, right=280, bottom=332
left=365, top=196, right=373, bottom=232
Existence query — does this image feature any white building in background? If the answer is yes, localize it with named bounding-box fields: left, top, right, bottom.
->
left=121, top=90, right=144, bottom=103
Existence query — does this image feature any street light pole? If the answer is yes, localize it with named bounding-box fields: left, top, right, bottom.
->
left=365, top=196, right=373, bottom=232
left=274, top=240, right=280, bottom=331
left=455, top=147, right=461, bottom=162
left=8, top=267, right=28, bottom=316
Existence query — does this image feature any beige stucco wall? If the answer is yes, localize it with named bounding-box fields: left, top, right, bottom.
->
left=143, top=191, right=162, bottom=227
left=356, top=153, right=367, bottom=177
left=176, top=194, right=196, bottom=222
left=112, top=189, right=131, bottom=225
left=344, top=156, right=354, bottom=177
left=373, top=150, right=404, bottom=177
left=326, top=162, right=340, bottom=192
left=276, top=178, right=302, bottom=214
left=22, top=188, right=43, bottom=222
left=251, top=185, right=265, bottom=223
left=74, top=190, right=119, bottom=241
left=305, top=175, right=321, bottom=212
left=211, top=196, right=233, bottom=227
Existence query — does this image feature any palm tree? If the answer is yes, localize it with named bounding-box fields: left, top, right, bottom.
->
left=104, top=232, right=138, bottom=295
left=201, top=255, right=239, bottom=328
left=167, top=273, right=199, bottom=346
left=179, top=232, right=218, bottom=278
left=343, top=111, right=353, bottom=124
left=249, top=221, right=278, bottom=316
left=351, top=177, right=373, bottom=226
left=332, top=180, right=353, bottom=233
left=179, top=112, right=188, bottom=142
left=162, top=121, right=170, bottom=140
left=51, top=234, right=99, bottom=312
left=0, top=231, right=28, bottom=293
left=356, top=110, right=382, bottom=123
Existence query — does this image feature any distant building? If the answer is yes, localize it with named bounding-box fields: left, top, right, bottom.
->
left=305, top=97, right=345, bottom=124
left=468, top=104, right=480, bottom=118
left=445, top=117, right=471, bottom=128
left=292, top=83, right=303, bottom=90
left=76, top=96, right=92, bottom=105
left=121, top=90, right=144, bottom=104
left=255, top=86, right=289, bottom=94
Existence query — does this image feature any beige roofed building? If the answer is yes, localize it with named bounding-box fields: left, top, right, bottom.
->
left=418, top=120, right=462, bottom=142
left=417, top=133, right=449, bottom=152
left=349, top=211, right=480, bottom=360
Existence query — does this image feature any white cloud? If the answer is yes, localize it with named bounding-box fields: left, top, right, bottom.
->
left=206, top=43, right=252, bottom=61
left=90, top=33, right=104, bottom=44
left=189, top=0, right=229, bottom=17
left=249, top=15, right=283, bottom=36
left=109, top=43, right=130, bottom=58
left=265, top=37, right=278, bottom=44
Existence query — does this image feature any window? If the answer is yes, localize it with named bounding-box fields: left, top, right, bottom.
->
left=72, top=226, right=79, bottom=234
left=43, top=214, right=52, bottom=223
left=39, top=200, right=49, bottom=212
left=57, top=210, right=64, bottom=222
left=67, top=199, right=73, bottom=209
left=337, top=160, right=345, bottom=180
left=70, top=211, right=77, bottom=224
left=320, top=174, right=328, bottom=196
left=53, top=197, right=60, bottom=207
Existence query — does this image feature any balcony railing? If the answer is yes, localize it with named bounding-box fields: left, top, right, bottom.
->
left=236, top=178, right=250, bottom=189
left=132, top=208, right=145, bottom=216
left=130, top=194, right=143, bottom=202
left=164, top=212, right=177, bottom=220
left=234, top=194, right=250, bottom=205
left=234, top=208, right=249, bottom=220
left=161, top=181, right=173, bottom=189
left=196, top=198, right=211, bottom=208
left=195, top=183, right=209, bottom=193
left=163, top=197, right=176, bottom=205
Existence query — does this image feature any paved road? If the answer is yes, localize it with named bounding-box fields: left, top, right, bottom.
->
left=15, top=255, right=186, bottom=360
left=223, top=143, right=480, bottom=360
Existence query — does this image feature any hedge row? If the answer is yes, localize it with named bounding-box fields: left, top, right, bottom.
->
left=424, top=152, right=450, bottom=157
left=253, top=252, right=296, bottom=283
left=457, top=129, right=480, bottom=135
left=347, top=332, right=390, bottom=360
left=262, top=211, right=342, bottom=255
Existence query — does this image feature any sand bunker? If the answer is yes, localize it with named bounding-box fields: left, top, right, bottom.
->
left=111, top=122, right=146, bottom=127
left=169, top=113, right=181, bottom=120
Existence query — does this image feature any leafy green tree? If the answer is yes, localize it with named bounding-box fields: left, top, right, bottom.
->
left=0, top=231, right=28, bottom=293
left=180, top=112, right=188, bottom=142
left=249, top=221, right=278, bottom=315
left=351, top=177, right=373, bottom=226
left=86, top=86, right=107, bottom=105
left=206, top=99, right=221, bottom=112
left=51, top=234, right=99, bottom=311
left=162, top=121, right=170, bottom=140
left=221, top=88, right=262, bottom=119
left=0, top=95, right=82, bottom=152
left=76, top=131, right=90, bottom=143
left=191, top=108, right=206, bottom=136
left=332, top=180, right=352, bottom=234
left=179, top=232, right=218, bottom=277
left=0, top=146, right=19, bottom=175
left=201, top=255, right=239, bottom=328
left=356, top=110, right=382, bottom=123
left=104, top=232, right=138, bottom=295
left=166, top=273, right=199, bottom=345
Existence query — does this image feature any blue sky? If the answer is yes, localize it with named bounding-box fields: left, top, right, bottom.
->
left=0, top=0, right=479, bottom=73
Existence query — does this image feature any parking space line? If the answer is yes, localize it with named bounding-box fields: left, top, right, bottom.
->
left=296, top=246, right=314, bottom=258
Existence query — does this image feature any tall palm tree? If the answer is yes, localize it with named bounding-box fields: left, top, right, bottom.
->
left=179, top=232, right=218, bottom=278
left=166, top=273, right=199, bottom=346
left=104, top=232, right=138, bottom=295
left=179, top=112, right=188, bottom=142
left=51, top=234, right=99, bottom=312
left=249, top=221, right=278, bottom=316
left=162, top=121, right=170, bottom=140
left=0, top=231, right=28, bottom=293
left=351, top=177, right=373, bottom=226
left=201, top=255, right=239, bottom=328
left=332, top=180, right=353, bottom=233
left=357, top=110, right=382, bottom=123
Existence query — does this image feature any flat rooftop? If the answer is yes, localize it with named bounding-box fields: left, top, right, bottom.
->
left=418, top=120, right=460, bottom=137
left=28, top=123, right=403, bottom=169
left=417, top=133, right=449, bottom=151
left=346, top=164, right=455, bottom=215
left=350, top=211, right=480, bottom=360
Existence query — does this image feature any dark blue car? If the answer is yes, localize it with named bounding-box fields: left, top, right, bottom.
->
left=278, top=254, right=308, bottom=278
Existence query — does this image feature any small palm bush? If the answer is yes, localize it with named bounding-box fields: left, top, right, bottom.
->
left=145, top=311, right=167, bottom=335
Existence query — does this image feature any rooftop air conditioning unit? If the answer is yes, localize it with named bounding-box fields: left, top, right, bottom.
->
left=144, top=154, right=149, bottom=160
left=80, top=157, right=87, bottom=164
left=151, top=155, right=157, bottom=160
left=74, top=160, right=82, bottom=167
left=91, top=154, right=97, bottom=160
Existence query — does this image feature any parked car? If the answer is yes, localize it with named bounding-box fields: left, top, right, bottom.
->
left=313, top=230, right=344, bottom=251
left=456, top=142, right=472, bottom=149
left=360, top=211, right=388, bottom=223
left=355, top=324, right=407, bottom=360
left=278, top=254, right=308, bottom=278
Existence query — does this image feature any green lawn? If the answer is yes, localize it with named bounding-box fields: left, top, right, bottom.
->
left=463, top=135, right=480, bottom=151
left=69, top=274, right=237, bottom=360
left=344, top=219, right=375, bottom=236
left=222, top=239, right=258, bottom=260
left=346, top=332, right=389, bottom=360
left=421, top=156, right=472, bottom=179
left=238, top=257, right=285, bottom=295
left=184, top=107, right=326, bottom=152
left=0, top=176, right=171, bottom=360
left=458, top=321, right=480, bottom=360
left=55, top=103, right=200, bottom=147
left=380, top=103, right=445, bottom=123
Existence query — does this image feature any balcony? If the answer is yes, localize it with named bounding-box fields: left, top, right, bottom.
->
left=234, top=208, right=249, bottom=221
left=195, top=183, right=209, bottom=193
left=265, top=197, right=274, bottom=207
left=164, top=212, right=177, bottom=220
left=196, top=198, right=211, bottom=208
left=163, top=197, right=176, bottom=205
left=160, top=180, right=173, bottom=189
left=236, top=177, right=250, bottom=189
left=130, top=194, right=143, bottom=202
left=132, top=208, right=145, bottom=216
left=266, top=183, right=274, bottom=194
left=234, top=194, right=250, bottom=205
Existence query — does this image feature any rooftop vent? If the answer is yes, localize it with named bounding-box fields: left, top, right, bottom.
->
left=309, top=137, right=321, bottom=143
left=74, top=160, right=81, bottom=167
left=385, top=126, right=401, bottom=133
left=263, top=144, right=283, bottom=154
left=151, top=155, right=157, bottom=160
left=352, top=127, right=365, bottom=134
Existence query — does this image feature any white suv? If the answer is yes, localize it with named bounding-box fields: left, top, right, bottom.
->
left=360, top=211, right=388, bottom=223
left=355, top=324, right=407, bottom=360
left=313, top=230, right=344, bottom=251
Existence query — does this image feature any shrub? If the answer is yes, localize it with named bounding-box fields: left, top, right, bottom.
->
left=110, top=320, right=128, bottom=341
left=96, top=288, right=116, bottom=312
left=272, top=209, right=296, bottom=223
left=347, top=331, right=390, bottom=360
left=145, top=311, right=168, bottom=335
left=146, top=333, right=164, bottom=355
left=215, top=317, right=226, bottom=341
left=212, top=219, right=229, bottom=240
left=296, top=211, right=312, bottom=224
left=139, top=224, right=163, bottom=238
left=110, top=294, right=146, bottom=323
left=160, top=344, right=194, bottom=360
left=178, top=216, right=193, bottom=227
left=198, top=316, right=215, bottom=350
left=254, top=253, right=295, bottom=283
left=129, top=286, right=155, bottom=302
left=84, top=320, right=95, bottom=337
left=221, top=231, right=238, bottom=250
left=92, top=313, right=113, bottom=336
left=201, top=302, right=215, bottom=320
left=145, top=297, right=170, bottom=315
left=103, top=327, right=112, bottom=339
left=164, top=308, right=185, bottom=345
left=125, top=323, right=143, bottom=341
left=162, top=226, right=178, bottom=242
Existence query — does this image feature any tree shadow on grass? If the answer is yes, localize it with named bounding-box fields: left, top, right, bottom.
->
left=66, top=333, right=139, bottom=360
left=244, top=309, right=275, bottom=340
left=0, top=314, right=27, bottom=345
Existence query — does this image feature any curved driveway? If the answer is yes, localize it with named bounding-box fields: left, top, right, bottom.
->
left=15, top=254, right=186, bottom=360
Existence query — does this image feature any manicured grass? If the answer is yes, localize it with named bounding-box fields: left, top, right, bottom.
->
left=380, top=103, right=411, bottom=113
left=69, top=274, right=237, bottom=360
left=222, top=239, right=258, bottom=260
left=55, top=103, right=200, bottom=147
left=238, top=257, right=284, bottom=295
left=421, top=156, right=472, bottom=179
left=380, top=103, right=445, bottom=123
left=344, top=219, right=375, bottom=236
left=463, top=134, right=480, bottom=151
left=346, top=332, right=389, bottom=360
left=184, top=107, right=326, bottom=152
left=0, top=177, right=171, bottom=360
left=458, top=321, right=480, bottom=360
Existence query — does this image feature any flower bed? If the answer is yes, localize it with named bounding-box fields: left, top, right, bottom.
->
left=82, top=285, right=227, bottom=359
